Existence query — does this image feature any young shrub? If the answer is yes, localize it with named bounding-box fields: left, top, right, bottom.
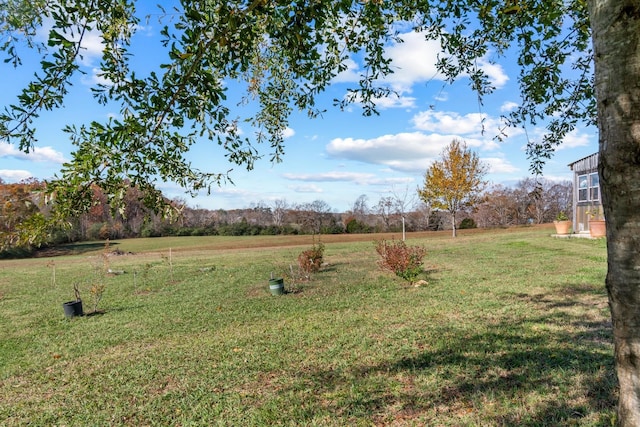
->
left=297, top=241, right=325, bottom=280
left=86, top=239, right=110, bottom=314
left=90, top=282, right=106, bottom=313
left=375, top=239, right=427, bottom=284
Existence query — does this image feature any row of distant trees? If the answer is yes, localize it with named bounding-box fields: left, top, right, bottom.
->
left=1, top=176, right=571, bottom=255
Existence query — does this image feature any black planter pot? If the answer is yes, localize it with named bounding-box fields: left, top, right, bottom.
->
left=63, top=300, right=84, bottom=318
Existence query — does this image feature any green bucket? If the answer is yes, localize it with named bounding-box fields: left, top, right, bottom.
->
left=268, top=278, right=285, bottom=296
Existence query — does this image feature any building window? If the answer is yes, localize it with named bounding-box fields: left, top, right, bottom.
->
left=578, top=172, right=599, bottom=202
left=589, top=173, right=599, bottom=201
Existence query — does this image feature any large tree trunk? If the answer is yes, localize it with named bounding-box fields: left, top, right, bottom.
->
left=589, top=1, right=640, bottom=424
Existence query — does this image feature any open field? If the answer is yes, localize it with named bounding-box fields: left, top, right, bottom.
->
left=0, top=225, right=615, bottom=425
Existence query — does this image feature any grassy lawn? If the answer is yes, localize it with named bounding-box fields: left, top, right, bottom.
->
left=0, top=226, right=615, bottom=425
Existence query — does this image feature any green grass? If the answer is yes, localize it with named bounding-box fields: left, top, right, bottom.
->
left=0, top=226, right=615, bottom=425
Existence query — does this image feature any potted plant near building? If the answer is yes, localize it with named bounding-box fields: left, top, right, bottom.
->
left=553, top=211, right=572, bottom=235
left=587, top=207, right=606, bottom=238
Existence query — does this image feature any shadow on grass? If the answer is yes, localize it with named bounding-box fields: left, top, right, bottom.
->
left=34, top=241, right=122, bottom=257
left=378, top=330, right=615, bottom=424
left=281, top=284, right=617, bottom=425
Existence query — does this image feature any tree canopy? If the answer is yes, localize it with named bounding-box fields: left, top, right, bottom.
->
left=0, top=0, right=592, bottom=220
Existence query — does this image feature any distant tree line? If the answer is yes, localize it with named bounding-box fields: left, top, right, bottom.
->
left=0, top=177, right=571, bottom=257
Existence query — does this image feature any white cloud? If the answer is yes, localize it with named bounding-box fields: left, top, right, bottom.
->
left=0, top=169, right=33, bottom=182
left=434, top=91, right=449, bottom=102
left=527, top=127, right=593, bottom=151
left=338, top=91, right=417, bottom=110
left=411, top=110, right=524, bottom=144
left=38, top=18, right=108, bottom=86
left=133, top=24, right=154, bottom=37
left=476, top=58, right=509, bottom=89
left=282, top=171, right=414, bottom=187
left=501, top=101, right=519, bottom=112
left=335, top=30, right=509, bottom=95
left=87, top=68, right=113, bottom=86
left=381, top=31, right=444, bottom=93
left=282, top=127, right=295, bottom=139
left=541, top=173, right=574, bottom=182
left=333, top=57, right=361, bottom=83
left=372, top=176, right=415, bottom=186
left=483, top=157, right=520, bottom=174
left=77, top=30, right=106, bottom=66
left=372, top=94, right=417, bottom=109
left=38, top=18, right=104, bottom=65
left=557, top=129, right=592, bottom=150
left=289, top=184, right=324, bottom=193
left=283, top=171, right=375, bottom=184
left=382, top=158, right=446, bottom=172
left=412, top=110, right=490, bottom=135
left=0, top=142, right=66, bottom=163
left=325, top=107, right=530, bottom=173
left=329, top=132, right=445, bottom=159
left=215, top=188, right=254, bottom=199
left=327, top=132, right=460, bottom=172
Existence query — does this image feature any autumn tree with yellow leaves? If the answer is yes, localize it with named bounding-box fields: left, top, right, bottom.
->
left=418, top=140, right=488, bottom=237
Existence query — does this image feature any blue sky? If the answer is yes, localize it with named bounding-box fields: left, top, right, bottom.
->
left=0, top=8, right=596, bottom=213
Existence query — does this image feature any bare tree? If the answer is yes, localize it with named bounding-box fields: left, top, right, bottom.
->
left=271, top=199, right=289, bottom=228
left=351, top=194, right=370, bottom=222
left=410, top=201, right=433, bottom=231
left=391, top=185, right=416, bottom=221
left=515, top=178, right=573, bottom=224
left=374, top=196, right=397, bottom=231
left=474, top=185, right=519, bottom=228
left=294, top=200, right=334, bottom=234
left=247, top=201, right=273, bottom=226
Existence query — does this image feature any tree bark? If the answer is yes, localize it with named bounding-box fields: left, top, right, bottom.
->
left=589, top=1, right=640, bottom=424
left=451, top=211, right=457, bottom=238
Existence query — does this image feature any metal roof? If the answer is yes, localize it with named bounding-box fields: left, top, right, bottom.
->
left=568, top=152, right=598, bottom=172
